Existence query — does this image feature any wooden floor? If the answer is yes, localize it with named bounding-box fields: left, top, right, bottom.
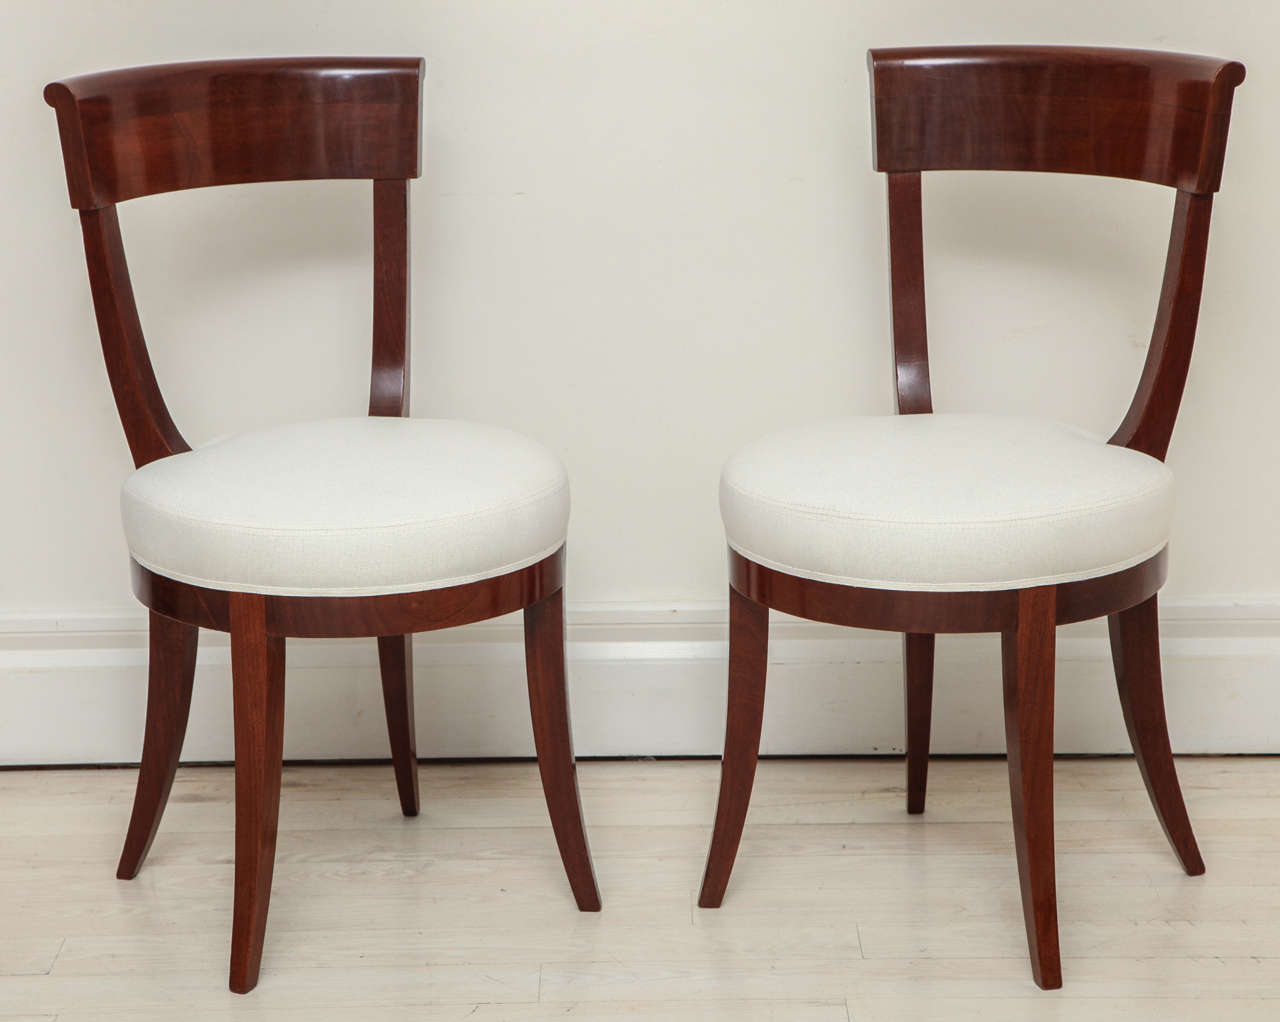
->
left=2, top=757, right=1279, bottom=1019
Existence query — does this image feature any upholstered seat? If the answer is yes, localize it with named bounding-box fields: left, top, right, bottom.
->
left=122, top=417, right=570, bottom=596
left=720, top=413, right=1173, bottom=592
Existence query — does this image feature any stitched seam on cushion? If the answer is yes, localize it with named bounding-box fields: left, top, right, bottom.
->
left=123, top=478, right=568, bottom=535
left=720, top=475, right=1171, bottom=527
left=129, top=540, right=567, bottom=597
left=724, top=538, right=1169, bottom=593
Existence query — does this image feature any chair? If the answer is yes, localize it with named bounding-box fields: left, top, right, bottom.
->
left=698, top=46, right=1245, bottom=989
left=45, top=57, right=600, bottom=994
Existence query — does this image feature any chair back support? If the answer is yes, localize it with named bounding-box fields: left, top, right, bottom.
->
left=868, top=46, right=1244, bottom=459
left=46, top=58, right=423, bottom=467
left=45, top=57, right=422, bottom=208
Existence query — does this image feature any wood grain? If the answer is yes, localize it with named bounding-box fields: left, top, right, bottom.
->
left=1108, top=595, right=1205, bottom=875
left=116, top=611, right=198, bottom=879
left=523, top=590, right=601, bottom=912
left=868, top=46, right=1244, bottom=191
left=376, top=635, right=420, bottom=818
left=44, top=58, right=423, bottom=209
left=698, top=587, right=770, bottom=908
left=1001, top=587, right=1061, bottom=989
left=902, top=632, right=934, bottom=815
left=705, top=44, right=1243, bottom=989
left=228, top=593, right=287, bottom=994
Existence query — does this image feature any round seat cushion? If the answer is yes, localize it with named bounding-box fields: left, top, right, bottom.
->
left=720, top=413, right=1174, bottom=592
left=122, top=417, right=570, bottom=596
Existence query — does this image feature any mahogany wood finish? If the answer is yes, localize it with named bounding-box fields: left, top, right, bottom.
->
left=524, top=590, right=603, bottom=912
left=902, top=632, right=934, bottom=815
left=886, top=171, right=931, bottom=415
left=698, top=587, right=770, bottom=909
left=229, top=593, right=286, bottom=995
left=1002, top=587, right=1061, bottom=990
left=1108, top=596, right=1205, bottom=876
left=377, top=635, right=420, bottom=818
left=700, top=46, right=1243, bottom=990
left=116, top=611, right=198, bottom=879
left=47, top=58, right=599, bottom=994
left=869, top=46, right=1245, bottom=192
left=44, top=58, right=422, bottom=210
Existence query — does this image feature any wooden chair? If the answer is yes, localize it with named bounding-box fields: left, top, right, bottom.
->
left=698, top=46, right=1245, bottom=989
left=45, top=57, right=600, bottom=994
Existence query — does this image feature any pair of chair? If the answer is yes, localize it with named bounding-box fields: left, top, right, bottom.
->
left=45, top=46, right=1244, bottom=994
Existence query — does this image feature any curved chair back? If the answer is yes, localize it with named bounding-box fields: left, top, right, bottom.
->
left=868, top=46, right=1245, bottom=459
left=45, top=58, right=424, bottom=466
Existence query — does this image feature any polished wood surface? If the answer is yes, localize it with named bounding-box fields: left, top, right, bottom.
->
left=902, top=632, right=934, bottom=815
left=376, top=635, right=420, bottom=818
left=1109, top=190, right=1215, bottom=460
left=869, top=46, right=1244, bottom=192
left=1108, top=596, right=1205, bottom=875
left=729, top=548, right=1167, bottom=634
left=524, top=590, right=603, bottom=912
left=702, top=45, right=1243, bottom=990
left=130, top=549, right=565, bottom=639
left=77, top=206, right=189, bottom=468
left=369, top=177, right=412, bottom=418
left=698, top=587, right=770, bottom=909
left=1001, top=587, right=1061, bottom=990
left=115, top=611, right=198, bottom=879
left=47, top=57, right=598, bottom=993
left=228, top=593, right=287, bottom=994
left=44, top=57, right=423, bottom=209
left=886, top=171, right=931, bottom=414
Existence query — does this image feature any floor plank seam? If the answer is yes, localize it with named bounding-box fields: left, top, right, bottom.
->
left=48, top=938, right=66, bottom=978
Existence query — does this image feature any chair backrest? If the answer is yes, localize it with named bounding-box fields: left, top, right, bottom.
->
left=867, top=46, right=1245, bottom=460
left=46, top=57, right=424, bottom=467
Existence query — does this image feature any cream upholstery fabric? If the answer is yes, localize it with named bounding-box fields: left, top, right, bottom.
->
left=122, top=418, right=569, bottom=596
left=720, top=413, right=1174, bottom=592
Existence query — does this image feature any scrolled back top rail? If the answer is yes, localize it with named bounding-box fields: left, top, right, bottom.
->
left=45, top=56, right=424, bottom=209
left=868, top=45, right=1245, bottom=192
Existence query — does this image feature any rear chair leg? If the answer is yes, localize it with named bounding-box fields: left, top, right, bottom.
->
left=903, top=632, right=935, bottom=814
left=1108, top=595, right=1204, bottom=874
left=698, top=587, right=769, bottom=908
left=117, top=611, right=198, bottom=879
left=524, top=588, right=601, bottom=911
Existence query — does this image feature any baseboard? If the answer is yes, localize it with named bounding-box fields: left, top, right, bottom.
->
left=1, top=600, right=1278, bottom=764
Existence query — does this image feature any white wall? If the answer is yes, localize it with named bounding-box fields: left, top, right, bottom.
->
left=2, top=2, right=1278, bottom=762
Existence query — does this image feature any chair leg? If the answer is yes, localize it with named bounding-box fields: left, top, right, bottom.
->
left=1108, top=595, right=1204, bottom=875
left=117, top=611, right=199, bottom=879
left=377, top=635, right=420, bottom=817
left=1001, top=586, right=1061, bottom=990
left=698, top=586, right=769, bottom=909
left=523, top=588, right=602, bottom=912
left=228, top=593, right=286, bottom=994
left=903, top=632, right=935, bottom=815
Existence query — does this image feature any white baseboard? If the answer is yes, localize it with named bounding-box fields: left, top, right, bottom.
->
left=1, top=601, right=1278, bottom=765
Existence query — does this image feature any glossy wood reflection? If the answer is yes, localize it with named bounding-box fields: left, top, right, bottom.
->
left=45, top=57, right=423, bottom=209
left=46, top=57, right=599, bottom=994
left=702, top=45, right=1243, bottom=992
left=869, top=46, right=1244, bottom=192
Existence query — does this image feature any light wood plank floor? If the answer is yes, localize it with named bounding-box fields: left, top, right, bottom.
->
left=2, top=756, right=1279, bottom=1019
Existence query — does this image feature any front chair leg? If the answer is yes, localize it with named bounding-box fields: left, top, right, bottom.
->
left=1002, top=586, right=1061, bottom=990
left=698, top=586, right=769, bottom=908
left=523, top=588, right=601, bottom=911
left=117, top=611, right=199, bottom=879
left=229, top=593, right=287, bottom=994
left=377, top=635, right=420, bottom=817
left=1108, top=595, right=1204, bottom=875
left=903, top=632, right=935, bottom=814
